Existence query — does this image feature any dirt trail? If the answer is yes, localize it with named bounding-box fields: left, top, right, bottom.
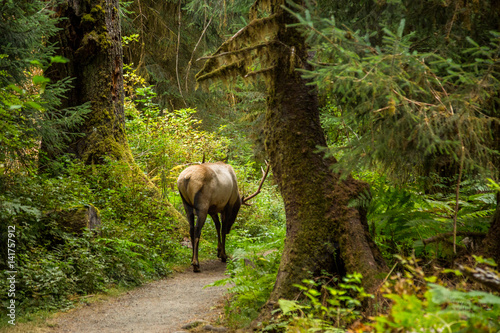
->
left=47, top=260, right=229, bottom=333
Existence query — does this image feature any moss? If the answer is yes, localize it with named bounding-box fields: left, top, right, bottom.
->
left=97, top=31, right=111, bottom=49
left=91, top=5, right=104, bottom=14
left=82, top=13, right=96, bottom=23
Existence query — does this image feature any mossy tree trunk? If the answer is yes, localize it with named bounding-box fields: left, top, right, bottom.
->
left=42, top=0, right=133, bottom=166
left=483, top=192, right=500, bottom=264
left=41, top=0, right=187, bottom=223
left=194, top=0, right=388, bottom=302
left=264, top=6, right=387, bottom=302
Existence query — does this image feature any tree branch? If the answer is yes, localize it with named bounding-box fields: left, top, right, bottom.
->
left=244, top=66, right=275, bottom=78
left=196, top=13, right=281, bottom=82
left=457, top=264, right=500, bottom=292
left=175, top=0, right=187, bottom=107
left=196, top=40, right=280, bottom=62
left=422, top=231, right=486, bottom=246
left=184, top=17, right=212, bottom=93
left=195, top=60, right=246, bottom=82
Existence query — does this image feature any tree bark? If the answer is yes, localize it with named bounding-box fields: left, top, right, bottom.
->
left=41, top=0, right=187, bottom=224
left=264, top=4, right=387, bottom=302
left=483, top=192, right=500, bottom=264
left=42, top=0, right=133, bottom=166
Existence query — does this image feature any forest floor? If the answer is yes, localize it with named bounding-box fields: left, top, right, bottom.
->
left=8, top=260, right=230, bottom=333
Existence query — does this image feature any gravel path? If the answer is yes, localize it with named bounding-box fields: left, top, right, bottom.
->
left=48, top=260, right=229, bottom=333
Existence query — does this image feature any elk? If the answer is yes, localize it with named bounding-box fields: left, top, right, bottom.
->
left=177, top=161, right=270, bottom=272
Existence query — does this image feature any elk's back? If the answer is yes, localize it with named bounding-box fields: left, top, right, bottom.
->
left=177, top=162, right=240, bottom=213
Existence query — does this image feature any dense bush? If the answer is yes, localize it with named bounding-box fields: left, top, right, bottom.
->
left=0, top=160, right=183, bottom=317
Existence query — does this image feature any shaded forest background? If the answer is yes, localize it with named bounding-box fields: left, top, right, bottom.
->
left=1, top=0, right=500, bottom=332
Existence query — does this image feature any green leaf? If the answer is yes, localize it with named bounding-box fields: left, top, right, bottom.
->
left=278, top=299, right=308, bottom=315
left=441, top=269, right=462, bottom=276
left=30, top=59, right=43, bottom=66
left=25, top=101, right=43, bottom=110
left=473, top=255, right=497, bottom=267
left=50, top=56, right=69, bottom=63
left=424, top=275, right=437, bottom=283
left=470, top=291, right=500, bottom=305
left=7, top=84, right=23, bottom=93
left=33, top=75, right=51, bottom=85
left=397, top=19, right=406, bottom=38
left=466, top=36, right=480, bottom=47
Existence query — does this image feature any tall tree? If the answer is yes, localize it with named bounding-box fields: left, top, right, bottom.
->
left=484, top=192, right=500, bottom=264
left=41, top=0, right=187, bottom=226
left=292, top=1, right=500, bottom=260
left=0, top=0, right=89, bottom=171
left=196, top=0, right=387, bottom=304
left=42, top=0, right=133, bottom=167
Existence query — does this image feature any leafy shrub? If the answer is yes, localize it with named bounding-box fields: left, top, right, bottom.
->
left=352, top=173, right=496, bottom=261
left=86, top=159, right=183, bottom=266
left=207, top=223, right=285, bottom=328
left=372, top=257, right=500, bottom=333
left=260, top=273, right=373, bottom=333
left=125, top=101, right=230, bottom=196
left=0, top=160, right=182, bottom=317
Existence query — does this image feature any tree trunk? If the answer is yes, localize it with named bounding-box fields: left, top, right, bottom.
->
left=40, top=0, right=187, bottom=225
left=42, top=0, right=133, bottom=166
left=264, top=6, right=387, bottom=302
left=483, top=192, right=500, bottom=264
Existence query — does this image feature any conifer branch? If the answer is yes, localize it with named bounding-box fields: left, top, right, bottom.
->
left=196, top=41, right=280, bottom=62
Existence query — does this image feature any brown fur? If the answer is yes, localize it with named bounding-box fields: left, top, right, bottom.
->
left=177, top=162, right=242, bottom=272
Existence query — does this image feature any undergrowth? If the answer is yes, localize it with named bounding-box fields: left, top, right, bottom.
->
left=204, top=183, right=286, bottom=328
left=0, top=160, right=184, bottom=321
left=353, top=173, right=496, bottom=263
left=250, top=256, right=500, bottom=333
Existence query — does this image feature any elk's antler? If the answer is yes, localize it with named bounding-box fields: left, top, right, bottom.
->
left=242, top=161, right=270, bottom=206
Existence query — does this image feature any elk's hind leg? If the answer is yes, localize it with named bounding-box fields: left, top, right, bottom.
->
left=180, top=197, right=195, bottom=258
left=192, top=209, right=207, bottom=272
left=210, top=213, right=223, bottom=259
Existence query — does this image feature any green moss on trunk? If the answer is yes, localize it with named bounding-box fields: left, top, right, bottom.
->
left=43, top=0, right=127, bottom=165
left=42, top=0, right=184, bottom=220
left=264, top=5, right=387, bottom=302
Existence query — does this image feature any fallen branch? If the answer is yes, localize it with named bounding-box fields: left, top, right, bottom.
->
left=457, top=264, right=500, bottom=292
left=422, top=231, right=486, bottom=246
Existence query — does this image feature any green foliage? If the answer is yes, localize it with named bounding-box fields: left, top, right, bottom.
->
left=125, top=95, right=230, bottom=197
left=320, top=99, right=351, bottom=150
left=0, top=1, right=91, bottom=172
left=184, top=0, right=254, bottom=36
left=0, top=1, right=59, bottom=86
left=353, top=174, right=496, bottom=260
left=372, top=257, right=500, bottom=332
left=256, top=256, right=500, bottom=332
left=206, top=209, right=285, bottom=328
left=260, top=273, right=372, bottom=333
left=0, top=160, right=181, bottom=317
left=290, top=3, right=500, bottom=181
left=87, top=158, right=183, bottom=268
